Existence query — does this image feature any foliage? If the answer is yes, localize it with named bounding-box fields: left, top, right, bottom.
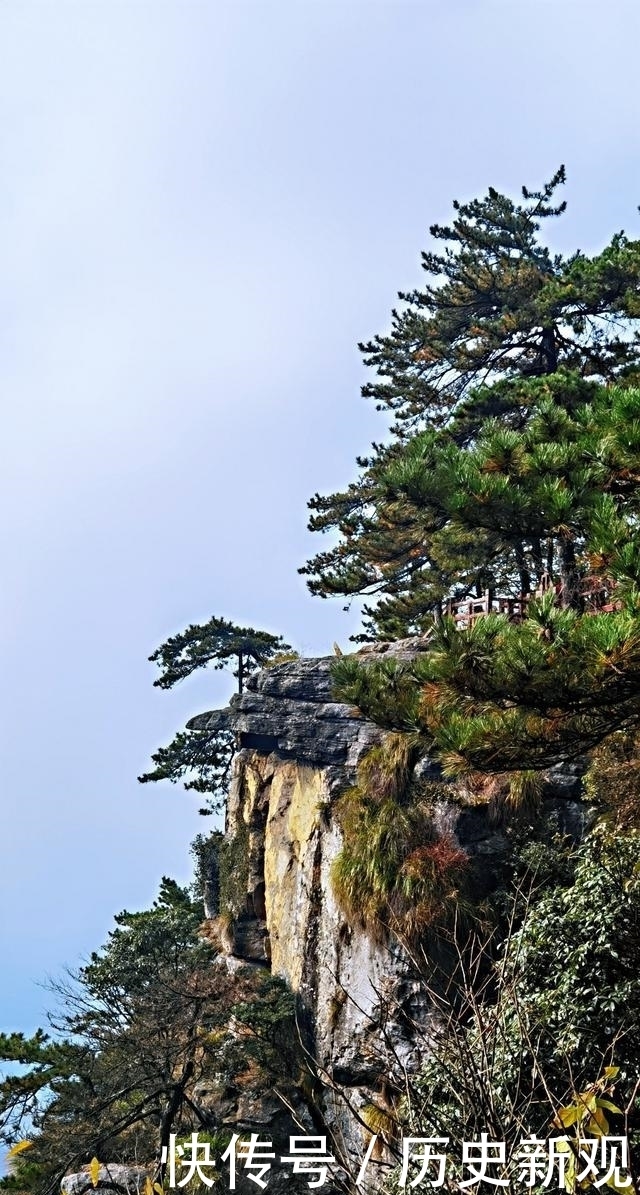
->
left=584, top=730, right=640, bottom=831
left=329, top=379, right=640, bottom=772
left=301, top=169, right=640, bottom=639
left=0, top=882, right=301, bottom=1195
left=505, top=829, right=640, bottom=1074
left=331, top=735, right=470, bottom=942
left=190, top=830, right=224, bottom=915
left=148, top=616, right=292, bottom=695
left=372, top=831, right=640, bottom=1192
left=186, top=823, right=252, bottom=934
left=333, top=595, right=640, bottom=774
left=229, top=973, right=298, bottom=1081
left=309, top=176, right=640, bottom=1186
left=217, top=819, right=250, bottom=920
left=307, top=177, right=640, bottom=775
left=0, top=879, right=211, bottom=1190
left=550, top=1069, right=629, bottom=1194
left=138, top=725, right=235, bottom=810
left=142, top=617, right=293, bottom=812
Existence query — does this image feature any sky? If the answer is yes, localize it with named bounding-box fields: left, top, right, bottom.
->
left=1, top=0, right=639, bottom=1038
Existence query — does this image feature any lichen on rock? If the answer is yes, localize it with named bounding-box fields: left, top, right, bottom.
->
left=191, top=645, right=589, bottom=1173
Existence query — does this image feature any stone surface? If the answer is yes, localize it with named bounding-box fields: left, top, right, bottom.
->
left=191, top=644, right=587, bottom=1178
left=61, top=1167, right=147, bottom=1195
left=188, top=656, right=387, bottom=779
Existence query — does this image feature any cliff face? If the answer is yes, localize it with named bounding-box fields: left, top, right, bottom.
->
left=189, top=646, right=585, bottom=1170
left=191, top=655, right=412, bottom=1128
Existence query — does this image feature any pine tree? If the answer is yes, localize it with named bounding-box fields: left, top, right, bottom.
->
left=0, top=882, right=298, bottom=1195
left=138, top=722, right=236, bottom=803
left=331, top=383, right=640, bottom=771
left=0, top=882, right=215, bottom=1192
left=301, top=170, right=640, bottom=639
left=148, top=615, right=292, bottom=695
left=140, top=617, right=294, bottom=811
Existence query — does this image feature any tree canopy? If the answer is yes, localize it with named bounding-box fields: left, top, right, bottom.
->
left=293, top=170, right=640, bottom=775
left=140, top=617, right=294, bottom=811
left=148, top=616, right=292, bottom=695
left=301, top=168, right=640, bottom=640
left=331, top=378, right=640, bottom=771
left=0, top=881, right=298, bottom=1195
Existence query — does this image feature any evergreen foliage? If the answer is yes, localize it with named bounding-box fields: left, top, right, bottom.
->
left=310, top=173, right=640, bottom=1185
left=0, top=882, right=300, bottom=1195
left=141, top=618, right=293, bottom=811
left=0, top=880, right=213, bottom=1190
left=301, top=170, right=640, bottom=639
left=330, top=381, right=640, bottom=771
left=216, top=819, right=250, bottom=919
left=148, top=616, right=292, bottom=695
left=138, top=724, right=235, bottom=809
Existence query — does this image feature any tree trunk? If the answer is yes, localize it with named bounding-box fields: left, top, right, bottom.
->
left=531, top=537, right=544, bottom=588
left=559, top=536, right=583, bottom=611
left=546, top=536, right=554, bottom=577
left=541, top=325, right=558, bottom=373
left=158, top=1063, right=194, bottom=1177
left=514, top=543, right=531, bottom=597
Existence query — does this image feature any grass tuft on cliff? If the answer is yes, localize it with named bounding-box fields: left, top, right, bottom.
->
left=331, top=735, right=471, bottom=942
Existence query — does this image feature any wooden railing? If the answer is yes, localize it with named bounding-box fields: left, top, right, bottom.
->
left=444, top=575, right=620, bottom=628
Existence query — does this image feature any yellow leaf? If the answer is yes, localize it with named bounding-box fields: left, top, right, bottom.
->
left=590, top=1106, right=609, bottom=1136
left=153, top=1184, right=164, bottom=1194
left=6, top=1141, right=33, bottom=1160
left=598, top=1098, right=623, bottom=1115
left=605, top=1172, right=633, bottom=1193
left=144, top=1178, right=153, bottom=1195
left=604, top=1065, right=620, bottom=1079
left=89, top=1158, right=101, bottom=1188
left=557, top=1105, right=580, bottom=1127
left=563, top=1153, right=577, bottom=1195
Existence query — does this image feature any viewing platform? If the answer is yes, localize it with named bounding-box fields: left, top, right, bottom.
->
left=444, top=575, right=620, bottom=628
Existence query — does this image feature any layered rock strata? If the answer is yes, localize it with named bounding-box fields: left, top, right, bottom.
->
left=188, top=645, right=586, bottom=1174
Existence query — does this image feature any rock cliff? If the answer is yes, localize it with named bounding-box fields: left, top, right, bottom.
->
left=187, top=645, right=586, bottom=1182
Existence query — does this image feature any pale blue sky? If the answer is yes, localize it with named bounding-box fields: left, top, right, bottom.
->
left=1, top=0, right=639, bottom=1034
